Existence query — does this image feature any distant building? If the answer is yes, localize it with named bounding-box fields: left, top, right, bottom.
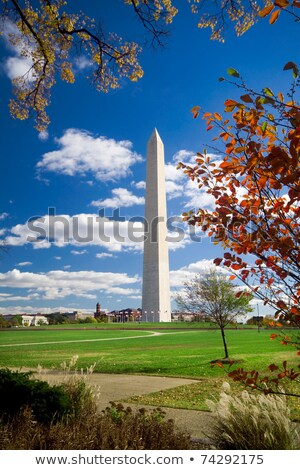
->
left=46, top=311, right=94, bottom=322
left=171, top=311, right=210, bottom=322
left=107, top=308, right=142, bottom=323
left=94, top=302, right=101, bottom=320
left=247, top=316, right=264, bottom=326
left=59, top=311, right=78, bottom=321
left=31, top=314, right=48, bottom=326
left=2, top=314, right=48, bottom=326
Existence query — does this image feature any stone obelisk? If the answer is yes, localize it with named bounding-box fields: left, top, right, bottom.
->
left=142, top=129, right=171, bottom=322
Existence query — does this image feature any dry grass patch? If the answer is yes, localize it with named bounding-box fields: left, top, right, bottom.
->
left=207, top=383, right=300, bottom=450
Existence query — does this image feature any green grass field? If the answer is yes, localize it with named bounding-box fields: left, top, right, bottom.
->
left=0, top=327, right=297, bottom=378
left=1, top=327, right=299, bottom=417
left=34, top=321, right=258, bottom=329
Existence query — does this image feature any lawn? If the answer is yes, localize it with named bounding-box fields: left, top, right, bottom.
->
left=28, top=321, right=258, bottom=329
left=126, top=377, right=300, bottom=421
left=0, top=327, right=297, bottom=379
left=1, top=327, right=299, bottom=417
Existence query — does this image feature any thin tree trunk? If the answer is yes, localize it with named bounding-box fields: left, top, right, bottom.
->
left=220, top=327, right=229, bottom=358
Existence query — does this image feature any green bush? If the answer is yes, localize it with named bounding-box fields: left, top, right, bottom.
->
left=206, top=382, right=300, bottom=450
left=0, top=369, right=73, bottom=424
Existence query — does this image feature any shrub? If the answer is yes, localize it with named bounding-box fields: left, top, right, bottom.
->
left=0, top=362, right=194, bottom=450
left=0, top=369, right=73, bottom=424
left=206, top=382, right=300, bottom=450
left=0, top=402, right=193, bottom=450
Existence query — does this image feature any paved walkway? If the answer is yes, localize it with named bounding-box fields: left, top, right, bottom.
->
left=37, top=371, right=214, bottom=440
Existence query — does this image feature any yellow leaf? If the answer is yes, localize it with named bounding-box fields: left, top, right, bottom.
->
left=278, top=92, right=284, bottom=102
left=214, top=112, right=222, bottom=121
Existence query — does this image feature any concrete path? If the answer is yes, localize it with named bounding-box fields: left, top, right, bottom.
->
left=37, top=372, right=214, bottom=440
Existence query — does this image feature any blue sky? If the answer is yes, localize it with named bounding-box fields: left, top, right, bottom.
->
left=0, top=1, right=299, bottom=316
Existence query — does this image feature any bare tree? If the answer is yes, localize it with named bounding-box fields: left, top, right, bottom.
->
left=176, top=270, right=253, bottom=359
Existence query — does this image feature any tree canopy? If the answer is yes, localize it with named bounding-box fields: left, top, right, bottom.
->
left=178, top=3, right=300, bottom=393
left=1, top=0, right=297, bottom=130
left=176, top=270, right=252, bottom=358
left=179, top=65, right=300, bottom=327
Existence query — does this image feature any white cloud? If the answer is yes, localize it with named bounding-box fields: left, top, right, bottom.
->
left=2, top=20, right=35, bottom=82
left=16, top=261, right=32, bottom=267
left=0, top=305, right=94, bottom=316
left=172, top=150, right=196, bottom=163
left=0, top=212, right=9, bottom=221
left=38, top=130, right=49, bottom=141
left=134, top=180, right=146, bottom=189
left=0, top=292, right=39, bottom=302
left=165, top=162, right=184, bottom=184
left=3, top=213, right=145, bottom=253
left=170, top=258, right=229, bottom=288
left=164, top=151, right=227, bottom=211
left=183, top=179, right=216, bottom=210
left=36, top=129, right=143, bottom=182
left=54, top=256, right=62, bottom=260
left=0, top=269, right=140, bottom=301
left=71, top=249, right=88, bottom=256
left=96, top=253, right=114, bottom=259
left=91, top=188, right=145, bottom=208
left=3, top=212, right=198, bottom=254
left=165, top=180, right=183, bottom=199
left=4, top=56, right=33, bottom=80
left=75, top=55, right=91, bottom=70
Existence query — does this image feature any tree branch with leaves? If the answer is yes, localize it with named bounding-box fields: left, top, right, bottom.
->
left=179, top=60, right=300, bottom=394
left=0, top=0, right=179, bottom=130
left=1, top=0, right=298, bottom=131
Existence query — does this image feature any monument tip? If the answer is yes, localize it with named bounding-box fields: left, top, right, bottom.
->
left=149, top=128, right=162, bottom=142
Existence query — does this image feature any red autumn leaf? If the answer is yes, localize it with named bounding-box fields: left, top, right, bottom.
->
left=258, top=4, right=274, bottom=17
left=240, top=94, right=253, bottom=103
left=274, top=0, right=289, bottom=7
left=191, top=106, right=200, bottom=119
left=278, top=372, right=287, bottom=379
left=236, top=291, right=245, bottom=298
left=224, top=99, right=238, bottom=109
left=269, top=9, right=280, bottom=23
left=231, top=264, right=242, bottom=270
left=290, top=373, right=299, bottom=380
left=214, top=258, right=223, bottom=266
left=268, top=363, right=279, bottom=372
left=274, top=0, right=290, bottom=8
left=211, top=361, right=224, bottom=369
left=276, top=300, right=287, bottom=310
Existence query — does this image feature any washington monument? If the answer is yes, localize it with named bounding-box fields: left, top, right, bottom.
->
left=142, top=129, right=171, bottom=322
